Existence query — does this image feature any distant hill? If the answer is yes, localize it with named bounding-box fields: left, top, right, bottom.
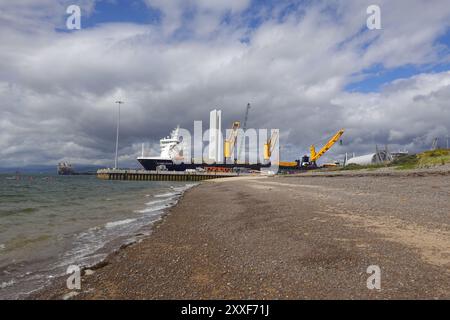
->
left=0, top=165, right=105, bottom=175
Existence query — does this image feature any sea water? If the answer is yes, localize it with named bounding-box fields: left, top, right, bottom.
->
left=0, top=174, right=196, bottom=299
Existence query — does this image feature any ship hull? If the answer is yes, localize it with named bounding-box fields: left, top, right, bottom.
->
left=137, top=158, right=269, bottom=171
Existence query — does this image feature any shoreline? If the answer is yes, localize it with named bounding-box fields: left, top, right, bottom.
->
left=32, top=173, right=450, bottom=299
left=17, top=182, right=196, bottom=300
left=27, top=186, right=194, bottom=300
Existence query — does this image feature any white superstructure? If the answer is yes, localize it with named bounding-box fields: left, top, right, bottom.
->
left=138, top=126, right=182, bottom=161
left=160, top=126, right=182, bottom=159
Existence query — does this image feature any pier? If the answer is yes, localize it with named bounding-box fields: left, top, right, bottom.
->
left=96, top=169, right=239, bottom=182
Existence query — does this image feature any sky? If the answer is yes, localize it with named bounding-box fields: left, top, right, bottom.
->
left=0, top=0, right=449, bottom=168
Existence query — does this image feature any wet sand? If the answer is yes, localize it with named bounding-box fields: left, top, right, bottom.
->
left=34, top=173, right=450, bottom=299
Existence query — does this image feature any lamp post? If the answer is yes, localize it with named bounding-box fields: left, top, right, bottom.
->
left=114, top=100, right=124, bottom=169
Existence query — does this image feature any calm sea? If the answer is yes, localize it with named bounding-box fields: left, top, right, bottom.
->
left=0, top=174, right=196, bottom=299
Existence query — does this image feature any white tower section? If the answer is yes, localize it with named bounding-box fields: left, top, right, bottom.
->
left=208, top=109, right=223, bottom=163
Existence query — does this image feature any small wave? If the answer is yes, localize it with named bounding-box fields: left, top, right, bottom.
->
left=105, top=218, right=137, bottom=229
left=135, top=204, right=171, bottom=214
left=0, top=207, right=38, bottom=217
left=141, top=184, right=197, bottom=212
left=56, top=231, right=109, bottom=268
left=154, top=192, right=181, bottom=198
left=171, top=184, right=197, bottom=192
left=1, top=279, right=15, bottom=289
left=0, top=244, right=5, bottom=250
left=145, top=198, right=172, bottom=206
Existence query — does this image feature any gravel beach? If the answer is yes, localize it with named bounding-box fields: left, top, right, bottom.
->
left=34, top=172, right=450, bottom=300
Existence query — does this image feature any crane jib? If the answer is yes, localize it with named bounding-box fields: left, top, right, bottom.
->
left=310, top=129, right=345, bottom=162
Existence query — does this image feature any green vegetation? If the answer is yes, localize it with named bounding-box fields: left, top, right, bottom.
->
left=390, top=154, right=418, bottom=170
left=338, top=149, right=450, bottom=171
left=416, top=149, right=450, bottom=168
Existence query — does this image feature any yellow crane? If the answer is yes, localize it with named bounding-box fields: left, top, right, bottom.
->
left=264, top=130, right=279, bottom=161
left=308, top=129, right=345, bottom=166
left=264, top=129, right=344, bottom=170
left=265, top=132, right=302, bottom=168
left=224, top=121, right=241, bottom=164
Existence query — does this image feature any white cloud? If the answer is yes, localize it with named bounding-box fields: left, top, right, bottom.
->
left=333, top=71, right=450, bottom=158
left=143, top=0, right=251, bottom=36
left=0, top=0, right=449, bottom=167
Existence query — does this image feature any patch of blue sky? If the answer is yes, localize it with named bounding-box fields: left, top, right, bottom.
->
left=84, top=0, right=160, bottom=27
left=56, top=0, right=161, bottom=32
left=237, top=0, right=310, bottom=44
left=345, top=62, right=450, bottom=93
left=346, top=27, right=450, bottom=93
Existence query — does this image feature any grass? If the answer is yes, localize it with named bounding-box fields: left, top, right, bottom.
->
left=390, top=154, right=419, bottom=170
left=417, top=149, right=450, bottom=168
left=339, top=149, right=450, bottom=171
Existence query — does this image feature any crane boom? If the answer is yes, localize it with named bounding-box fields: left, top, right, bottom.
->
left=310, top=129, right=345, bottom=162
left=237, top=103, right=251, bottom=163
left=224, top=121, right=240, bottom=163
left=264, top=130, right=278, bottom=161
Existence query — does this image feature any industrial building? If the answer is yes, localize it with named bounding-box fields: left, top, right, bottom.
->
left=345, top=149, right=392, bottom=166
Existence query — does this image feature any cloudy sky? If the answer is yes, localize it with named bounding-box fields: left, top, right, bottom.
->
left=0, top=0, right=449, bottom=168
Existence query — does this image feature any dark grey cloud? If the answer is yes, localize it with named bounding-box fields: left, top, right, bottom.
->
left=0, top=0, right=449, bottom=168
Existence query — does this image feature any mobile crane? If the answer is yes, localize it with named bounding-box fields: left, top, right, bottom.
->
left=302, top=129, right=345, bottom=168
left=272, top=129, right=344, bottom=171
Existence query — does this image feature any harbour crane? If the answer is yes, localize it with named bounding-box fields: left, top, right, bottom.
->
left=237, top=103, right=251, bottom=163
left=264, top=130, right=279, bottom=162
left=224, top=121, right=241, bottom=164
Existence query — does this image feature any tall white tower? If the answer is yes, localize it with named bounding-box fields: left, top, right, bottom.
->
left=209, top=109, right=223, bottom=163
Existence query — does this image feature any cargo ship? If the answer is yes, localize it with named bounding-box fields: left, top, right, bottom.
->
left=137, top=126, right=268, bottom=172
left=57, top=162, right=96, bottom=175
left=57, top=162, right=75, bottom=175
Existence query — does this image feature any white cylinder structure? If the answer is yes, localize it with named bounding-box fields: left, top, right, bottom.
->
left=208, top=109, right=223, bottom=163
